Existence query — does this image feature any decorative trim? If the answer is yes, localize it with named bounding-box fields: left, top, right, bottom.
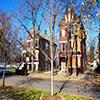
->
left=35, top=50, right=39, bottom=53
left=59, top=41, right=68, bottom=43
left=26, top=39, right=33, bottom=42
left=72, top=55, right=81, bottom=57
left=34, top=62, right=39, bottom=64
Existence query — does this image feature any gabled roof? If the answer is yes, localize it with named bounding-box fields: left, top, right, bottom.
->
left=26, top=26, right=57, bottom=45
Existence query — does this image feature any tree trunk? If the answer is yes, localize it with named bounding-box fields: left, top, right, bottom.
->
left=99, top=22, right=100, bottom=64
left=2, top=63, right=6, bottom=87
left=75, top=35, right=78, bottom=76
left=66, top=32, right=70, bottom=75
left=31, top=0, right=35, bottom=72
left=50, top=0, right=53, bottom=96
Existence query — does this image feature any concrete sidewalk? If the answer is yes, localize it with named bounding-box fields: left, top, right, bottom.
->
left=0, top=95, right=14, bottom=100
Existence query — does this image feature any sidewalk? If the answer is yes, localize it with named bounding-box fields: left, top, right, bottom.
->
left=28, top=70, right=100, bottom=85
left=28, top=71, right=81, bottom=81
left=0, top=95, right=14, bottom=100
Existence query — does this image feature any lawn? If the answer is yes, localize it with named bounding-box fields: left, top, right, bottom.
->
left=0, top=83, right=94, bottom=100
left=7, top=67, right=17, bottom=72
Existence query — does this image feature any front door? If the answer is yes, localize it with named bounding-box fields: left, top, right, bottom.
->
left=61, top=61, right=65, bottom=71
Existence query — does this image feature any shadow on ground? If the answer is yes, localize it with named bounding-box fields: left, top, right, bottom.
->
left=0, top=72, right=16, bottom=79
left=95, top=64, right=100, bottom=74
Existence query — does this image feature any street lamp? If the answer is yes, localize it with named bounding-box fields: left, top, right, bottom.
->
left=96, top=12, right=100, bottom=64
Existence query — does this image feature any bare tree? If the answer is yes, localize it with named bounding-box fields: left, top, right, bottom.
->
left=0, top=11, right=21, bottom=87
left=41, top=0, right=72, bottom=95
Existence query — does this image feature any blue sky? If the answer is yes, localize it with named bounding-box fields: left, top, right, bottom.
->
left=0, top=0, right=17, bottom=11
left=0, top=0, right=99, bottom=51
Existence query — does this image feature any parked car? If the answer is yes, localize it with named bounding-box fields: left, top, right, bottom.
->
left=0, top=67, right=10, bottom=74
left=16, top=63, right=28, bottom=75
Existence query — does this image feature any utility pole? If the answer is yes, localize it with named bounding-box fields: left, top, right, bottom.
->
left=50, top=0, right=53, bottom=96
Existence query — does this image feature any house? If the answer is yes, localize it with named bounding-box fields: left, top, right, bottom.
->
left=22, top=26, right=57, bottom=72
left=58, top=7, right=87, bottom=75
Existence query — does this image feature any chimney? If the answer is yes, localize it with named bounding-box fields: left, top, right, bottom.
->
left=45, top=30, right=47, bottom=34
left=38, top=25, right=40, bottom=30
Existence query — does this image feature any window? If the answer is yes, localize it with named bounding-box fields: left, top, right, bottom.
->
left=77, top=40, right=81, bottom=51
left=35, top=39, right=38, bottom=48
left=65, top=15, right=68, bottom=23
left=45, top=42, right=48, bottom=50
left=35, top=52, right=38, bottom=60
left=72, top=56, right=76, bottom=68
left=71, top=36, right=74, bottom=48
left=73, top=41, right=76, bottom=52
left=26, top=57, right=29, bottom=62
left=27, top=42, right=30, bottom=47
left=62, top=29, right=65, bottom=37
left=68, top=14, right=71, bottom=22
left=61, top=43, right=65, bottom=52
left=45, top=54, right=48, bottom=61
left=78, top=56, right=81, bottom=67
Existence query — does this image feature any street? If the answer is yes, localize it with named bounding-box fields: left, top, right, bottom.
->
left=0, top=75, right=100, bottom=99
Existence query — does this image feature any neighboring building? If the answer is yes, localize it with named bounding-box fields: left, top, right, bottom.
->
left=58, top=7, right=87, bottom=75
left=22, top=26, right=57, bottom=72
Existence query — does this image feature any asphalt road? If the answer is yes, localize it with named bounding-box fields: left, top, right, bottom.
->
left=0, top=75, right=100, bottom=99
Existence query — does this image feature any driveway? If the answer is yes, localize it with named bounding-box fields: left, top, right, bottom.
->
left=0, top=75, right=100, bottom=99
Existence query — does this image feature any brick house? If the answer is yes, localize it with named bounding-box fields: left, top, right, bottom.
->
left=22, top=26, right=57, bottom=72
left=58, top=7, right=87, bottom=75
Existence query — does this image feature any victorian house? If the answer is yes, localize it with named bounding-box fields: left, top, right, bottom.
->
left=22, top=26, right=57, bottom=72
left=58, top=7, right=87, bottom=75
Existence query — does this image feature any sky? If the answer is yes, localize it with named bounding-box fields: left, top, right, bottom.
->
left=0, top=0, right=99, bottom=52
left=0, top=0, right=17, bottom=11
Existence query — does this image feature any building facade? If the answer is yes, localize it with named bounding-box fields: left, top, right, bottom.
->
left=58, top=7, right=87, bottom=75
left=22, top=26, right=56, bottom=72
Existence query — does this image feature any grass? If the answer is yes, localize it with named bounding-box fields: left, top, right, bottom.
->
left=0, top=83, right=94, bottom=100
left=7, top=67, right=17, bottom=72
left=0, top=86, right=49, bottom=100
left=59, top=93, right=94, bottom=100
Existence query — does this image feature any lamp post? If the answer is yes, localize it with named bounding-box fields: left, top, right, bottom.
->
left=96, top=12, right=100, bottom=64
